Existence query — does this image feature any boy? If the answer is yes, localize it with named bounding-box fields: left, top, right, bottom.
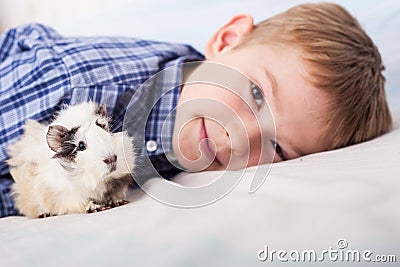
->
left=0, top=3, right=392, bottom=217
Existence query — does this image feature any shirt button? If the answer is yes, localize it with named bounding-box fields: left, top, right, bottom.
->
left=146, top=140, right=158, bottom=152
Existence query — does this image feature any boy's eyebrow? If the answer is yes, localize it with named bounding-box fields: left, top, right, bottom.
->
left=264, top=68, right=279, bottom=100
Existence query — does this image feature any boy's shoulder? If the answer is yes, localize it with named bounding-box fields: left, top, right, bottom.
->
left=1, top=23, right=204, bottom=87
left=2, top=23, right=201, bottom=57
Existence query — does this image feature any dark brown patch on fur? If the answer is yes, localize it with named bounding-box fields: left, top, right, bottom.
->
left=97, top=103, right=107, bottom=117
left=103, top=174, right=133, bottom=201
left=48, top=126, right=80, bottom=162
left=46, top=125, right=69, bottom=152
left=95, top=119, right=109, bottom=131
left=95, top=104, right=110, bottom=131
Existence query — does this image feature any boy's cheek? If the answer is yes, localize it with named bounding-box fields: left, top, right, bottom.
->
left=174, top=119, right=198, bottom=161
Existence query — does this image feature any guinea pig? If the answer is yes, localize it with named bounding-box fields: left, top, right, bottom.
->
left=7, top=102, right=135, bottom=218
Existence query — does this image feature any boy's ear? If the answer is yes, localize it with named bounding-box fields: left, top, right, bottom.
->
left=205, top=14, right=254, bottom=59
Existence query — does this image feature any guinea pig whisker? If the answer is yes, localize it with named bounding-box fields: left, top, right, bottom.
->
left=109, top=117, right=124, bottom=132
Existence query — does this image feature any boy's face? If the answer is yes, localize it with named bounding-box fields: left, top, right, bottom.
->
left=172, top=15, right=330, bottom=172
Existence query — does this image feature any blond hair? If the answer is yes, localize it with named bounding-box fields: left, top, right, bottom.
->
left=242, top=2, right=392, bottom=150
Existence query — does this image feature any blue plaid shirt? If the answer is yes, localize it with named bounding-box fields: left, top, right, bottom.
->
left=0, top=24, right=204, bottom=217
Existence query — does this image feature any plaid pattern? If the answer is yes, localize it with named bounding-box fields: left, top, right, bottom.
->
left=0, top=23, right=204, bottom=217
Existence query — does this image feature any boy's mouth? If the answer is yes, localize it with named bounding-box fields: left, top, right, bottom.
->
left=200, top=118, right=221, bottom=166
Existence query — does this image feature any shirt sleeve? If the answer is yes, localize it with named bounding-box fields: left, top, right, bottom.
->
left=0, top=23, right=63, bottom=64
left=0, top=175, right=19, bottom=217
left=0, top=24, right=70, bottom=176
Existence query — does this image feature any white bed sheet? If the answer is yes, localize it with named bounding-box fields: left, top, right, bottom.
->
left=0, top=117, right=399, bottom=266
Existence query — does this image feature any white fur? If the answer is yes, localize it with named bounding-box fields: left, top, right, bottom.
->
left=7, top=102, right=135, bottom=218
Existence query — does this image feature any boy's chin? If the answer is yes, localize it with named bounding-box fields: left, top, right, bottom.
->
left=179, top=159, right=250, bottom=173
left=176, top=156, right=226, bottom=173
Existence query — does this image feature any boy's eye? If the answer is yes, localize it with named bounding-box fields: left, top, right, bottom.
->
left=270, top=140, right=286, bottom=161
left=251, top=83, right=264, bottom=107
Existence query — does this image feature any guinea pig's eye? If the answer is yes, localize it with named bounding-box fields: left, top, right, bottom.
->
left=95, top=119, right=109, bottom=131
left=78, top=141, right=86, bottom=151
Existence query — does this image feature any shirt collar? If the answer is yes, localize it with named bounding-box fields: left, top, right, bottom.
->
left=148, top=55, right=204, bottom=156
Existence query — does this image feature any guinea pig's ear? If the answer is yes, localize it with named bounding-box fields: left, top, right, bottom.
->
left=97, top=103, right=107, bottom=117
left=46, top=125, right=69, bottom=152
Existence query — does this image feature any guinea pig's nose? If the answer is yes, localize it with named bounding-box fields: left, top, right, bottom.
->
left=103, top=154, right=117, bottom=165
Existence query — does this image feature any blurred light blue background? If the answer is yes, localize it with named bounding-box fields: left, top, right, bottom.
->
left=1, top=0, right=398, bottom=113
